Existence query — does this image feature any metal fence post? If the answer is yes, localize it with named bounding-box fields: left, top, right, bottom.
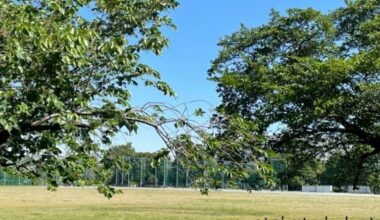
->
left=185, top=168, right=189, bottom=187
left=121, top=170, right=124, bottom=186
left=163, top=158, right=168, bottom=187
left=175, top=157, right=179, bottom=187
left=221, top=172, right=225, bottom=189
left=115, top=169, right=118, bottom=186
left=140, top=158, right=145, bottom=187
left=128, top=157, right=131, bottom=186
left=154, top=166, right=158, bottom=187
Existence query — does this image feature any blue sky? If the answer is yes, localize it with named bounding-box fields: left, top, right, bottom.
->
left=118, top=0, right=346, bottom=152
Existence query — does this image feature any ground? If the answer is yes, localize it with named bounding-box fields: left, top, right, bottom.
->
left=0, top=187, right=378, bottom=219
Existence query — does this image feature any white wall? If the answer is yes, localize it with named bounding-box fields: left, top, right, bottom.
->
left=302, top=185, right=317, bottom=192
left=316, top=185, right=332, bottom=193
left=302, top=185, right=332, bottom=193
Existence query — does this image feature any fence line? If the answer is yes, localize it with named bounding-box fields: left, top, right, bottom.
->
left=0, top=156, right=378, bottom=197
left=110, top=156, right=290, bottom=190
left=0, top=156, right=266, bottom=189
left=0, top=171, right=33, bottom=186
left=258, top=217, right=376, bottom=220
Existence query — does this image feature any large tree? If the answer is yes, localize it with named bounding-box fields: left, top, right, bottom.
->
left=0, top=0, right=268, bottom=196
left=209, top=0, right=380, bottom=188
left=0, top=0, right=182, bottom=196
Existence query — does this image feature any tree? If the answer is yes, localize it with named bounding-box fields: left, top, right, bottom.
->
left=104, top=144, right=160, bottom=186
left=320, top=152, right=380, bottom=190
left=0, top=0, right=269, bottom=197
left=0, top=0, right=180, bottom=197
left=103, top=144, right=135, bottom=173
left=209, top=0, right=380, bottom=188
left=107, top=144, right=136, bottom=158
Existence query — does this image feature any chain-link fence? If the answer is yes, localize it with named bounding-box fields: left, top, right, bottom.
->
left=108, top=156, right=284, bottom=189
left=0, top=171, right=34, bottom=186
left=110, top=157, right=194, bottom=187
left=0, top=157, right=287, bottom=188
left=0, top=157, right=318, bottom=192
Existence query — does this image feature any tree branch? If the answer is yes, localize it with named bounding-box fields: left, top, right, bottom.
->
left=31, top=113, right=61, bottom=126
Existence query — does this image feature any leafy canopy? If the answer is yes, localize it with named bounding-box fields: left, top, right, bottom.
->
left=209, top=0, right=380, bottom=187
left=0, top=0, right=272, bottom=196
left=0, top=0, right=178, bottom=197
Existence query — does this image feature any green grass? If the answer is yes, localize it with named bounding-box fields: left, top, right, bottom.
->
left=0, top=187, right=378, bottom=219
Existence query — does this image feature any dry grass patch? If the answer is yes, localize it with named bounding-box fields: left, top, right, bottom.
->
left=0, top=187, right=378, bottom=219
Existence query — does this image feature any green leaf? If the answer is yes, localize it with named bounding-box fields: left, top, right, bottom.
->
left=195, top=108, right=205, bottom=116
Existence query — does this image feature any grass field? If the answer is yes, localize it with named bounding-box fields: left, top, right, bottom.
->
left=0, top=187, right=379, bottom=220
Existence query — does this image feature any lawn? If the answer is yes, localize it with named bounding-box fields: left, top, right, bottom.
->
left=0, top=187, right=378, bottom=220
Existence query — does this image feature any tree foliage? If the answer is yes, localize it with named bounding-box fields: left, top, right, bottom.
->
left=209, top=0, right=380, bottom=188
left=0, top=0, right=273, bottom=196
left=0, top=0, right=179, bottom=197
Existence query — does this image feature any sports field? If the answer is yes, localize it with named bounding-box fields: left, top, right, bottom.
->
left=0, top=187, right=378, bottom=220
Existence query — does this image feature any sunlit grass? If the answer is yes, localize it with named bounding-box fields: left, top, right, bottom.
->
left=0, top=187, right=378, bottom=219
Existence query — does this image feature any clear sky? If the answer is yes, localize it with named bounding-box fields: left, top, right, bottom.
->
left=117, top=0, right=346, bottom=152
